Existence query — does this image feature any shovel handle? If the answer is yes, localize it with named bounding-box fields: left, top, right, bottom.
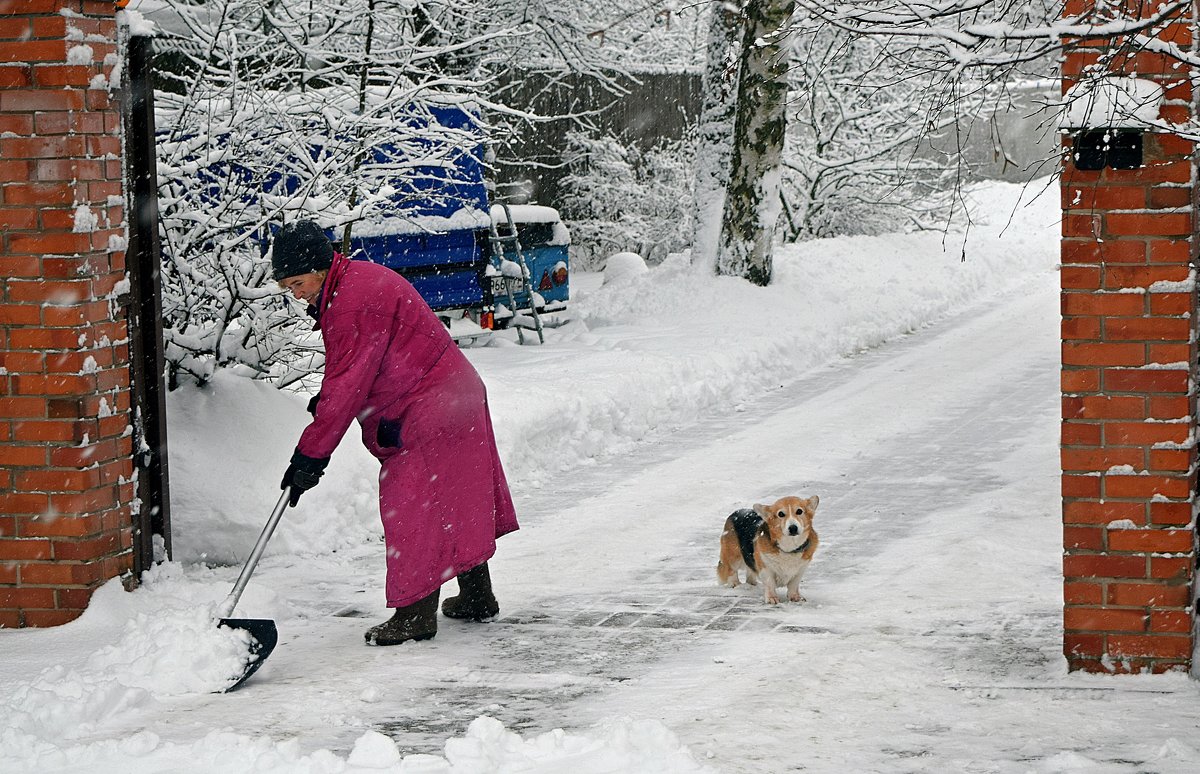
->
left=217, top=488, right=292, bottom=619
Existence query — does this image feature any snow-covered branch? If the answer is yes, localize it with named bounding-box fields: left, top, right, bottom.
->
left=794, top=1, right=1193, bottom=70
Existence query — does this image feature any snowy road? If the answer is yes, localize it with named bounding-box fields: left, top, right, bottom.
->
left=53, top=269, right=1199, bottom=772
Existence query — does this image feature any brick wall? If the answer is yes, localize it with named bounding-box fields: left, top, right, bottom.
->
left=0, top=0, right=133, bottom=627
left=1060, top=6, right=1198, bottom=672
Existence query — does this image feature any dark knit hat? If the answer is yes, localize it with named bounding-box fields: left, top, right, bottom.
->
left=271, top=219, right=334, bottom=280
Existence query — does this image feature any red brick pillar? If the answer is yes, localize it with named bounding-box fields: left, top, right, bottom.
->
left=1060, top=8, right=1198, bottom=673
left=0, top=1, right=134, bottom=627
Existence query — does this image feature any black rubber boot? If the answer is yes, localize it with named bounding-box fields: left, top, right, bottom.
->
left=441, top=562, right=500, bottom=621
left=365, top=589, right=439, bottom=646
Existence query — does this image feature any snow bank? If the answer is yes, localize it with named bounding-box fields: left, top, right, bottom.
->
left=165, top=369, right=381, bottom=565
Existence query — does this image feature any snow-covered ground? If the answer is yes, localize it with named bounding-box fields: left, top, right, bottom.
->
left=4, top=179, right=1200, bottom=773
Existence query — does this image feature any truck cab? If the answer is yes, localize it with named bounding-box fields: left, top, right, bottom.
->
left=482, top=204, right=570, bottom=329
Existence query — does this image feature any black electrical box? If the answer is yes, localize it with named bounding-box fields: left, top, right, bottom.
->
left=1073, top=129, right=1143, bottom=171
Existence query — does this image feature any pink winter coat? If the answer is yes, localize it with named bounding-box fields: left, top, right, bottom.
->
left=296, top=253, right=518, bottom=607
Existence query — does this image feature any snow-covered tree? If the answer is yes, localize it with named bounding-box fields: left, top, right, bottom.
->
left=795, top=1, right=1193, bottom=135
left=715, top=0, right=794, bottom=286
left=795, top=0, right=1180, bottom=73
left=153, top=0, right=503, bottom=387
left=690, top=0, right=742, bottom=272
left=559, top=130, right=695, bottom=269
left=779, top=27, right=978, bottom=240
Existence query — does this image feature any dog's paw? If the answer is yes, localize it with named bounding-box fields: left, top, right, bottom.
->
left=788, top=592, right=806, bottom=603
left=764, top=594, right=780, bottom=605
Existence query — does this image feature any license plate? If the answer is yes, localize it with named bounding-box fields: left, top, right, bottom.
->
left=490, top=276, right=506, bottom=296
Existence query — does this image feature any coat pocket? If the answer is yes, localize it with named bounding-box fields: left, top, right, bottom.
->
left=376, top=417, right=403, bottom=449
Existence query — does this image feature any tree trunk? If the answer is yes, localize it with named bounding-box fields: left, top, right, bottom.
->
left=691, top=1, right=744, bottom=272
left=715, top=0, right=794, bottom=286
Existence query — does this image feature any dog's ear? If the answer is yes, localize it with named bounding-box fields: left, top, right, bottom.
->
left=752, top=503, right=768, bottom=518
left=807, top=495, right=819, bottom=513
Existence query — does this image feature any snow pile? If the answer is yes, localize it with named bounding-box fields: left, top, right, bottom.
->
left=0, top=561, right=272, bottom=768
left=602, top=251, right=649, bottom=284
left=5, top=716, right=714, bottom=772
left=84, top=606, right=253, bottom=694
left=4, top=608, right=250, bottom=731
left=1, top=569, right=256, bottom=758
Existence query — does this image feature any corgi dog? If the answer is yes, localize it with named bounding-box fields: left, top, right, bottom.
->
left=717, top=495, right=819, bottom=604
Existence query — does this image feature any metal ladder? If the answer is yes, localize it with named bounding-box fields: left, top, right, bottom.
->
left=488, top=202, right=545, bottom=345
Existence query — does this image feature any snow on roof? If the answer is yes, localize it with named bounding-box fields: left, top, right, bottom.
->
left=1060, top=76, right=1164, bottom=130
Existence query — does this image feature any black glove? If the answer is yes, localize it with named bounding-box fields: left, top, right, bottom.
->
left=306, top=393, right=320, bottom=417
left=280, top=450, right=330, bottom=507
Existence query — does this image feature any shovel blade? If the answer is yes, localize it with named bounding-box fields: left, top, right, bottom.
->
left=218, top=617, right=278, bottom=693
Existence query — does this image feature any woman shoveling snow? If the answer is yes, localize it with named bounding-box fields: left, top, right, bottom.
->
left=271, top=220, right=519, bottom=646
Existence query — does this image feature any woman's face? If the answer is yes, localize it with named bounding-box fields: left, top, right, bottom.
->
left=280, top=272, right=325, bottom=306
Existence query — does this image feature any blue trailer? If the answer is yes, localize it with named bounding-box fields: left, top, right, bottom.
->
left=339, top=104, right=569, bottom=344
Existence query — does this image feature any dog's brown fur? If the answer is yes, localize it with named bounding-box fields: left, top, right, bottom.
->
left=717, top=495, right=819, bottom=604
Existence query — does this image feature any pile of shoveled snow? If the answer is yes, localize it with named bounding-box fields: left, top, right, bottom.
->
left=4, top=607, right=252, bottom=733
left=1, top=566, right=257, bottom=756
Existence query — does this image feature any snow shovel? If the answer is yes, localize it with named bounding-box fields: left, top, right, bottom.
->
left=214, top=487, right=290, bottom=692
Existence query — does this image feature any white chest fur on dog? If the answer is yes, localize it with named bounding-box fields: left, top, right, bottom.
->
left=756, top=549, right=812, bottom=603
left=759, top=549, right=811, bottom=585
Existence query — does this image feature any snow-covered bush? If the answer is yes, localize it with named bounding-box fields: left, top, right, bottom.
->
left=156, top=85, right=489, bottom=387
left=559, top=130, right=695, bottom=270
left=601, top=251, right=649, bottom=284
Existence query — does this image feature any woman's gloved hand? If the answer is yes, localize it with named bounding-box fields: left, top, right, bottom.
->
left=281, top=450, right=330, bottom=507
left=306, top=393, right=320, bottom=417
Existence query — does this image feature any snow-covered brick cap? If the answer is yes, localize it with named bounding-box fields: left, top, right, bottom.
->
left=1060, top=76, right=1164, bottom=130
